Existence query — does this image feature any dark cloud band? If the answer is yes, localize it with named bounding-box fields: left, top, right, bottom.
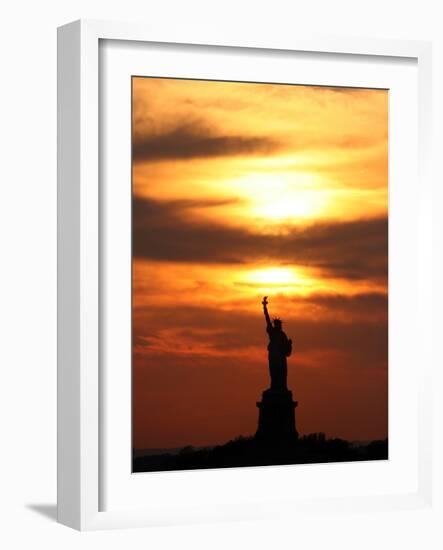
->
left=133, top=196, right=388, bottom=281
left=133, top=122, right=278, bottom=162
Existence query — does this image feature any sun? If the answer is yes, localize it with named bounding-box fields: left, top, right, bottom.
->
left=258, top=196, right=321, bottom=221
left=242, top=267, right=312, bottom=294
left=249, top=267, right=297, bottom=285
left=231, top=171, right=326, bottom=223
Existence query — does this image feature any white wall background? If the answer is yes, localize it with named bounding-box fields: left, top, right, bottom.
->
left=0, top=0, right=442, bottom=548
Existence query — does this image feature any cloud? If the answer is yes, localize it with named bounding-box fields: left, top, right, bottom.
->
left=132, top=121, right=278, bottom=163
left=133, top=293, right=387, bottom=364
left=291, top=291, right=388, bottom=322
left=133, top=196, right=388, bottom=281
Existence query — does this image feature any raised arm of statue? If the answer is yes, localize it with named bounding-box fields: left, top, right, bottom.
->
left=262, top=296, right=272, bottom=331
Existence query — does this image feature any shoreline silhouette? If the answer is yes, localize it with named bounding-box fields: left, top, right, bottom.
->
left=133, top=434, right=388, bottom=473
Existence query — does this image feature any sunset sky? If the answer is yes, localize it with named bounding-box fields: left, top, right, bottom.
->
left=132, top=77, right=388, bottom=450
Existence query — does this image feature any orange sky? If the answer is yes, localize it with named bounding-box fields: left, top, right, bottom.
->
left=132, top=77, right=388, bottom=450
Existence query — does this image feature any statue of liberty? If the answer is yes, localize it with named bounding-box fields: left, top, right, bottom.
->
left=262, top=296, right=292, bottom=391
left=255, top=296, right=298, bottom=441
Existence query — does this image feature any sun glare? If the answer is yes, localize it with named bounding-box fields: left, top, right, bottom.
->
left=251, top=268, right=295, bottom=284
left=228, top=172, right=327, bottom=223
left=258, top=195, right=323, bottom=221
left=244, top=267, right=310, bottom=292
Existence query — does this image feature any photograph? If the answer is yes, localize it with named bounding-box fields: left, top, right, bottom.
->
left=131, top=76, right=389, bottom=473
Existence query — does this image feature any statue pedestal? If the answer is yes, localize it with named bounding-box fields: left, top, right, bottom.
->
left=255, top=389, right=298, bottom=442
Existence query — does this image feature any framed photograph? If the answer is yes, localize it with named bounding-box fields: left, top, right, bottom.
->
left=57, top=20, right=433, bottom=530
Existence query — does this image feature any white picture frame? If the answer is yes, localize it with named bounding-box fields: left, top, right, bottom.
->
left=57, top=19, right=433, bottom=531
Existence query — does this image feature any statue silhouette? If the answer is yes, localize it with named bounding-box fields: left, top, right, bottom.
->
left=256, top=297, right=298, bottom=442
left=262, top=296, right=292, bottom=391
